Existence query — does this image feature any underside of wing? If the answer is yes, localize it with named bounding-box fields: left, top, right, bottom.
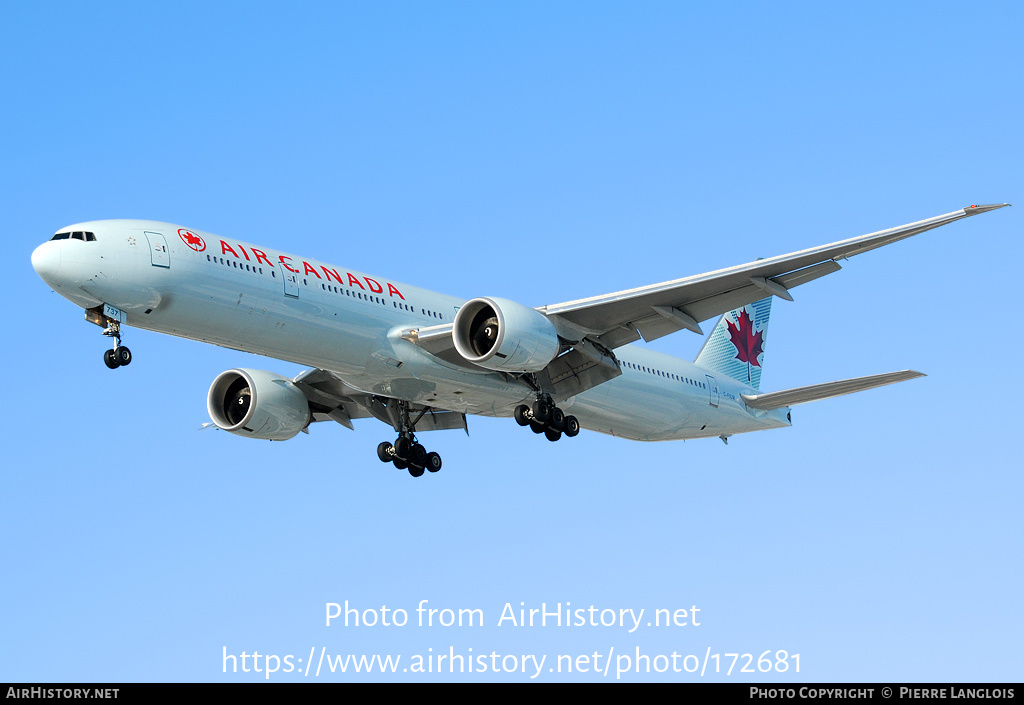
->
left=294, top=368, right=468, bottom=433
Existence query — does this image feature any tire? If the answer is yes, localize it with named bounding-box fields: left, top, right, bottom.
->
left=103, top=349, right=119, bottom=369
left=393, top=436, right=411, bottom=459
left=116, top=346, right=132, bottom=366
left=529, top=419, right=545, bottom=434
left=408, top=465, right=425, bottom=478
left=393, top=458, right=409, bottom=470
left=550, top=407, right=565, bottom=430
left=514, top=405, right=531, bottom=426
left=545, top=428, right=562, bottom=442
left=426, top=452, right=442, bottom=473
left=411, top=443, right=427, bottom=467
left=533, top=400, right=551, bottom=423
left=564, top=416, right=580, bottom=437
left=377, top=441, right=394, bottom=463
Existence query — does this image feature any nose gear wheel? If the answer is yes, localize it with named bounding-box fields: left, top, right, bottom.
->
left=100, top=316, right=132, bottom=369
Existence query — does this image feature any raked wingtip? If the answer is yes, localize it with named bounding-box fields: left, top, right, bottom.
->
left=963, top=203, right=1010, bottom=215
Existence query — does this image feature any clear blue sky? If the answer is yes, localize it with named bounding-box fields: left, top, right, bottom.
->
left=2, top=0, right=1020, bottom=683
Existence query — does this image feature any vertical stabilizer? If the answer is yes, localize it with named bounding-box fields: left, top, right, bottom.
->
left=694, top=297, right=772, bottom=390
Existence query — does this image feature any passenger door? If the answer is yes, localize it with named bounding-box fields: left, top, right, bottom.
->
left=280, top=262, right=299, bottom=298
left=144, top=231, right=170, bottom=268
left=705, top=374, right=719, bottom=408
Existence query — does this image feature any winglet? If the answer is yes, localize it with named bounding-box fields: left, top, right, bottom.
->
left=963, top=203, right=1010, bottom=216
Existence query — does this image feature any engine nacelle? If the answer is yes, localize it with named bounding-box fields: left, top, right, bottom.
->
left=207, top=369, right=311, bottom=441
left=453, top=297, right=560, bottom=373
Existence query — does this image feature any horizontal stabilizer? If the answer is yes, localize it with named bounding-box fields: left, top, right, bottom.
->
left=741, top=370, right=925, bottom=410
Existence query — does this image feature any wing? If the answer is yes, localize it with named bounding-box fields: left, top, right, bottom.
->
left=294, top=368, right=468, bottom=433
left=398, top=203, right=1007, bottom=400
left=540, top=204, right=1009, bottom=348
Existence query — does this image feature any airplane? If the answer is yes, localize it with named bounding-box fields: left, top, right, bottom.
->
left=31, top=203, right=1008, bottom=477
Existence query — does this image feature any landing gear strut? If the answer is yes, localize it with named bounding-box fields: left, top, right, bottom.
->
left=101, top=318, right=132, bottom=369
left=514, top=395, right=579, bottom=442
left=375, top=401, right=442, bottom=477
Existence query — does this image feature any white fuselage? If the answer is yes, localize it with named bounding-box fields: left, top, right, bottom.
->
left=32, top=220, right=791, bottom=442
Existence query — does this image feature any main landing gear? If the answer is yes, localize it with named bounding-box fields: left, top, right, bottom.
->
left=375, top=401, right=442, bottom=478
left=377, top=437, right=442, bottom=478
left=514, top=396, right=579, bottom=443
left=101, top=318, right=132, bottom=369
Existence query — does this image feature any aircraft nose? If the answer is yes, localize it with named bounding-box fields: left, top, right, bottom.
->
left=31, top=241, right=62, bottom=285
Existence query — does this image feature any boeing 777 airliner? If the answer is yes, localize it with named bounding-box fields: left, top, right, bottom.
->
left=31, top=204, right=1008, bottom=476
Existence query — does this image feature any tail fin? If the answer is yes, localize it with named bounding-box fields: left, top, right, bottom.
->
left=694, top=297, right=773, bottom=390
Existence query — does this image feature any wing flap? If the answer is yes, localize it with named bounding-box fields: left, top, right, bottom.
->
left=634, top=312, right=685, bottom=343
left=773, top=259, right=843, bottom=290
left=740, top=370, right=925, bottom=410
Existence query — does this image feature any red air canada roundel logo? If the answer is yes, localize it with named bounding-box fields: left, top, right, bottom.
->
left=178, top=228, right=206, bottom=252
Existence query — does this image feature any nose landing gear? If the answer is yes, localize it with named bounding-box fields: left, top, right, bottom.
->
left=100, top=317, right=132, bottom=369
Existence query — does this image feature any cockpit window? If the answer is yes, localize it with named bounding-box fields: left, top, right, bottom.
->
left=50, top=231, right=96, bottom=241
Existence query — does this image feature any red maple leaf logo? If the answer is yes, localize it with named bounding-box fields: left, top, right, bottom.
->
left=178, top=228, right=206, bottom=252
left=726, top=308, right=764, bottom=382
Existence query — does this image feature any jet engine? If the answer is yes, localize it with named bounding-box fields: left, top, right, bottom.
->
left=207, top=369, right=311, bottom=441
left=452, top=297, right=560, bottom=373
